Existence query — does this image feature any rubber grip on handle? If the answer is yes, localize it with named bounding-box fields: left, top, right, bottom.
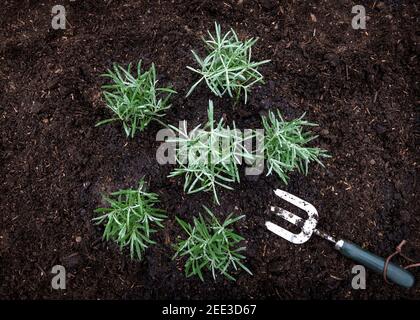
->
left=337, top=240, right=415, bottom=288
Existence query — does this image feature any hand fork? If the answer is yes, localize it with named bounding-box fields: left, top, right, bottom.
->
left=266, top=189, right=415, bottom=288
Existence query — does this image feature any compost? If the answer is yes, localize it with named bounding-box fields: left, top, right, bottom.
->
left=0, top=0, right=418, bottom=299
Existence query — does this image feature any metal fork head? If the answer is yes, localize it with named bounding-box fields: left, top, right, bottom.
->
left=265, top=189, right=319, bottom=244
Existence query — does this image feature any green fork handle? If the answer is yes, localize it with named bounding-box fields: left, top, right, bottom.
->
left=336, top=240, right=415, bottom=288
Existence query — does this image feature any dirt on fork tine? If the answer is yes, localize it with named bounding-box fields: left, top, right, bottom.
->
left=0, top=0, right=418, bottom=299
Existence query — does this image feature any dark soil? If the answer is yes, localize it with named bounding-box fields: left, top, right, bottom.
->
left=1, top=0, right=419, bottom=299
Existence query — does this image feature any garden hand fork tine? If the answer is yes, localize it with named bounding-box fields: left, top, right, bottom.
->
left=265, top=189, right=319, bottom=244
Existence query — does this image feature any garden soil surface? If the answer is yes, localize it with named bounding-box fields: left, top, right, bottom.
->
left=1, top=0, right=419, bottom=299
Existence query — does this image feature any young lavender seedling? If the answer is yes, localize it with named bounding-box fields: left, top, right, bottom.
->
left=96, top=61, right=176, bottom=138
left=174, top=206, right=252, bottom=281
left=187, top=22, right=270, bottom=104
left=262, top=109, right=329, bottom=183
left=167, top=100, right=257, bottom=204
left=93, top=180, right=166, bottom=260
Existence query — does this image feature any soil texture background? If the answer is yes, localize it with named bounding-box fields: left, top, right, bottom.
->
left=0, top=0, right=419, bottom=299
